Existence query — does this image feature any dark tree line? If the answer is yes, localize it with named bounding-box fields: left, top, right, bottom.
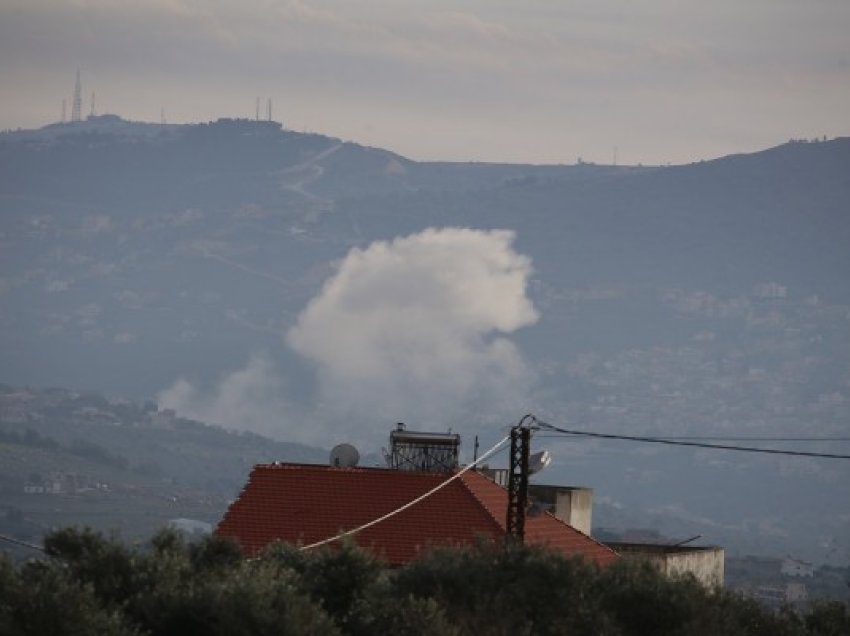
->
left=1, top=527, right=847, bottom=635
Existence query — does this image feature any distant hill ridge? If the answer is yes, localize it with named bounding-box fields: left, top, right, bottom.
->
left=4, top=113, right=845, bottom=166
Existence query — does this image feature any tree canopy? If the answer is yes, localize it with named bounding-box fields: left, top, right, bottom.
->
left=1, top=527, right=847, bottom=635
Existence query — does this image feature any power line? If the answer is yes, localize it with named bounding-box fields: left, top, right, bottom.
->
left=300, top=434, right=511, bottom=551
left=644, top=435, right=850, bottom=442
left=533, top=420, right=850, bottom=460
left=0, top=532, right=45, bottom=553
left=535, top=433, right=850, bottom=442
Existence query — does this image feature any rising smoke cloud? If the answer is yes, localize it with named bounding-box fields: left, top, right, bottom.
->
left=157, top=353, right=291, bottom=439
left=286, top=227, right=539, bottom=437
left=158, top=228, right=540, bottom=445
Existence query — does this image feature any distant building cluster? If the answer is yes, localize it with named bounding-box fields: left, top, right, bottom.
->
left=753, top=281, right=788, bottom=299
left=23, top=472, right=107, bottom=495
left=726, top=555, right=824, bottom=608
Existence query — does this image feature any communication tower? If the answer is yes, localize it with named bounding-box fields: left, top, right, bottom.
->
left=71, top=71, right=82, bottom=122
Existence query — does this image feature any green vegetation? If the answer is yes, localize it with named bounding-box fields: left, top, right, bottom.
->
left=2, top=528, right=848, bottom=635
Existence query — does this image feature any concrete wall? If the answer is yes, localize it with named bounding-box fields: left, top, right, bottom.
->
left=608, top=543, right=725, bottom=588
left=554, top=489, right=592, bottom=535
left=528, top=485, right=593, bottom=535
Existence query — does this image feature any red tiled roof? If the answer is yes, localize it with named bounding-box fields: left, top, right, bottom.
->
left=215, top=463, right=617, bottom=567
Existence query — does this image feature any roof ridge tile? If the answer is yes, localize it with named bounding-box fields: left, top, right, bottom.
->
left=458, top=470, right=507, bottom=530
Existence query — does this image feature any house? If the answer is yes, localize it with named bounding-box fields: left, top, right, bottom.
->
left=606, top=542, right=725, bottom=588
left=781, top=557, right=814, bottom=578
left=215, top=462, right=618, bottom=567
left=484, top=469, right=725, bottom=588
left=753, top=582, right=809, bottom=608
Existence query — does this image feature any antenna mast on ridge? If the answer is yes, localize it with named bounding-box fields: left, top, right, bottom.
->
left=71, top=71, right=82, bottom=122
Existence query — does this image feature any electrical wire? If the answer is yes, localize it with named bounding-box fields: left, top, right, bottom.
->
left=532, top=420, right=850, bottom=460
left=300, top=434, right=511, bottom=551
left=533, top=434, right=850, bottom=442
left=0, top=532, right=45, bottom=553
left=633, top=436, right=850, bottom=442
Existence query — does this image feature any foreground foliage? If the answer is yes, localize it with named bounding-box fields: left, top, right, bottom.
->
left=0, top=528, right=847, bottom=635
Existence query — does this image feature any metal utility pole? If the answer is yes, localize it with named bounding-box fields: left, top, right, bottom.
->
left=505, top=424, right=530, bottom=542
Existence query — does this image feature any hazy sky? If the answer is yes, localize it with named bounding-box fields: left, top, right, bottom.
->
left=2, top=0, right=848, bottom=164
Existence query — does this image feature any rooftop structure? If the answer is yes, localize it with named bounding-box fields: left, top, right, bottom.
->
left=384, top=423, right=461, bottom=472
left=528, top=484, right=594, bottom=536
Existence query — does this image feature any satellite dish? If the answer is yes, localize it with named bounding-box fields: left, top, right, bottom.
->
left=330, top=443, right=360, bottom=468
left=528, top=449, right=552, bottom=475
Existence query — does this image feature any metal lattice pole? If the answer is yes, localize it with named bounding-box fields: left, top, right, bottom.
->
left=505, top=426, right=530, bottom=542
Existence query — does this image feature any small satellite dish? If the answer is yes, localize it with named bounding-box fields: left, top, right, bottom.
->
left=528, top=449, right=552, bottom=475
left=330, top=443, right=360, bottom=468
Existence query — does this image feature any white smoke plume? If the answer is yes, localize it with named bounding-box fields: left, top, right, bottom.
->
left=286, top=227, right=539, bottom=438
left=157, top=353, right=292, bottom=440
